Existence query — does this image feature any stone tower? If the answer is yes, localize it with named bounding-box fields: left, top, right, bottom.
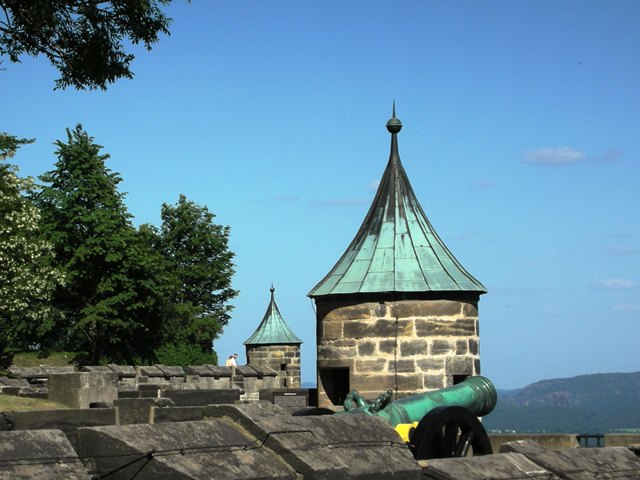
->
left=308, top=106, right=487, bottom=407
left=244, top=286, right=303, bottom=388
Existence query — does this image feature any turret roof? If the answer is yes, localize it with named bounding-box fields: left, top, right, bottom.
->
left=244, top=286, right=303, bottom=346
left=308, top=106, right=486, bottom=297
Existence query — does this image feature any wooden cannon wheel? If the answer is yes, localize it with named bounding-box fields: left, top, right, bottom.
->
left=408, top=405, right=493, bottom=460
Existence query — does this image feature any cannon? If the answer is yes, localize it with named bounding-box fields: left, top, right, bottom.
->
left=295, top=375, right=497, bottom=460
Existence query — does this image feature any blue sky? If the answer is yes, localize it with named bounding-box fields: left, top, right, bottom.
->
left=4, top=1, right=639, bottom=389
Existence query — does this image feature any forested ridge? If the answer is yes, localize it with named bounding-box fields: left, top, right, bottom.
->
left=485, top=371, right=640, bottom=433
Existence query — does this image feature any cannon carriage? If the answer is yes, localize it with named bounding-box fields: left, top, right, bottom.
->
left=295, top=375, right=497, bottom=461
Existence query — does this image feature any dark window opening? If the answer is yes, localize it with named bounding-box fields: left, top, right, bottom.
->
left=319, top=367, right=350, bottom=406
left=280, top=363, right=286, bottom=371
left=453, top=374, right=469, bottom=385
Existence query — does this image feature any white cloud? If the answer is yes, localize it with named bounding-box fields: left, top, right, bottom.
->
left=596, top=278, right=637, bottom=289
left=522, top=147, right=586, bottom=166
left=599, top=245, right=636, bottom=256
left=368, top=180, right=380, bottom=191
left=595, top=149, right=624, bottom=163
left=613, top=303, right=640, bottom=313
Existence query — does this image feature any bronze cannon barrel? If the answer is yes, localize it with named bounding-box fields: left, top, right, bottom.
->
left=337, top=375, right=497, bottom=427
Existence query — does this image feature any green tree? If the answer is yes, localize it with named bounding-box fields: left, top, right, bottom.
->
left=0, top=133, right=64, bottom=367
left=143, top=195, right=238, bottom=359
left=34, top=125, right=164, bottom=363
left=0, top=0, right=174, bottom=90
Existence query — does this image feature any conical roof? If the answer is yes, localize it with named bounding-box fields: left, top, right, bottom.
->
left=308, top=106, right=486, bottom=297
left=244, top=286, right=303, bottom=346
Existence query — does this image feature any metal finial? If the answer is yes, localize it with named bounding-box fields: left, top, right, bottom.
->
left=386, top=101, right=402, bottom=134
left=270, top=283, right=275, bottom=294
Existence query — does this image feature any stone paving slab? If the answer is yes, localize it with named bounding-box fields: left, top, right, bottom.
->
left=204, top=365, right=233, bottom=377
left=154, top=364, right=185, bottom=377
left=0, top=377, right=30, bottom=387
left=0, top=429, right=90, bottom=479
left=421, top=453, right=560, bottom=479
left=501, top=440, right=640, bottom=479
left=206, top=403, right=421, bottom=480
left=76, top=420, right=296, bottom=479
left=7, top=366, right=47, bottom=379
left=106, top=364, right=136, bottom=378
left=138, top=365, right=165, bottom=377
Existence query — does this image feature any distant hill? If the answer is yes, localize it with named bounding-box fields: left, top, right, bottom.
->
left=484, top=372, right=640, bottom=434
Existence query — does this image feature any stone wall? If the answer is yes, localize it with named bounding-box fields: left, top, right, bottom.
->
left=246, top=344, right=301, bottom=388
left=315, top=297, right=480, bottom=407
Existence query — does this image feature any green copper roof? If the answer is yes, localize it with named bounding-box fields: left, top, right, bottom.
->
left=244, top=286, right=303, bottom=346
left=308, top=106, right=486, bottom=297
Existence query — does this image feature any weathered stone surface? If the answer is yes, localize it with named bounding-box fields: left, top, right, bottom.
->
left=107, top=364, right=136, bottom=378
left=605, top=433, right=640, bottom=446
left=423, top=374, right=445, bottom=390
left=445, top=357, right=473, bottom=376
left=379, top=339, right=396, bottom=354
left=400, top=339, right=428, bottom=356
left=0, top=376, right=29, bottom=387
left=422, top=452, right=559, bottom=480
left=415, top=318, right=476, bottom=337
left=41, top=365, right=76, bottom=375
left=416, top=358, right=445, bottom=372
left=373, top=319, right=414, bottom=337
left=321, top=303, right=374, bottom=322
left=323, top=320, right=343, bottom=339
left=455, top=340, right=468, bottom=355
left=490, top=435, right=579, bottom=452
left=7, top=409, right=116, bottom=449
left=153, top=406, right=205, bottom=423
left=396, top=374, right=425, bottom=392
left=7, top=366, right=47, bottom=380
left=343, top=320, right=374, bottom=338
left=155, top=365, right=185, bottom=377
left=77, top=420, right=296, bottom=480
left=160, top=389, right=240, bottom=407
left=395, top=359, right=416, bottom=373
left=317, top=344, right=356, bottom=359
left=138, top=365, right=165, bottom=377
left=357, top=341, right=376, bottom=356
left=355, top=359, right=387, bottom=372
left=461, top=302, right=479, bottom=317
left=115, top=398, right=157, bottom=425
left=430, top=339, right=453, bottom=355
left=469, top=338, right=479, bottom=355
left=501, top=440, right=640, bottom=479
left=48, top=372, right=118, bottom=409
left=0, top=429, right=90, bottom=479
left=205, top=403, right=421, bottom=479
left=204, top=365, right=233, bottom=377
left=394, top=300, right=462, bottom=318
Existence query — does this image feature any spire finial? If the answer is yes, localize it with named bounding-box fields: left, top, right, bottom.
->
left=270, top=283, right=275, bottom=294
left=386, top=101, right=402, bottom=134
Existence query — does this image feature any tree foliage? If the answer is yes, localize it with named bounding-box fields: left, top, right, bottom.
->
left=0, top=133, right=64, bottom=366
left=26, top=127, right=237, bottom=365
left=143, top=195, right=238, bottom=354
left=34, top=125, right=166, bottom=363
left=0, top=0, right=174, bottom=89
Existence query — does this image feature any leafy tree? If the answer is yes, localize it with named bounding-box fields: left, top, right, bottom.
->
left=0, top=133, right=64, bottom=367
left=143, top=195, right=238, bottom=358
left=0, top=0, right=174, bottom=90
left=34, top=125, right=164, bottom=363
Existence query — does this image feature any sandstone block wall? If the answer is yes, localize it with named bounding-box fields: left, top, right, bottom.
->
left=315, top=298, right=480, bottom=407
left=246, top=345, right=301, bottom=388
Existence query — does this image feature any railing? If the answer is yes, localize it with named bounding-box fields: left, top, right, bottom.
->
left=576, top=433, right=604, bottom=447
